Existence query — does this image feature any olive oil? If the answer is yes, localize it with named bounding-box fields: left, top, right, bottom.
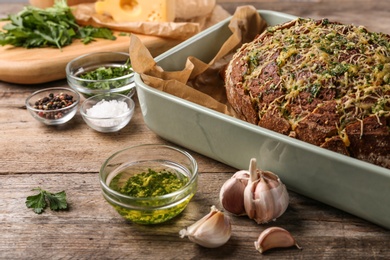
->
left=106, top=160, right=196, bottom=224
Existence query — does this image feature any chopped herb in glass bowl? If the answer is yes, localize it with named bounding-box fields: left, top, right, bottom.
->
left=100, top=144, right=198, bottom=225
left=66, top=52, right=135, bottom=98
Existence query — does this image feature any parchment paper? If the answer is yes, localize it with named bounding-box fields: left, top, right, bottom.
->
left=129, top=6, right=268, bottom=117
left=72, top=3, right=231, bottom=40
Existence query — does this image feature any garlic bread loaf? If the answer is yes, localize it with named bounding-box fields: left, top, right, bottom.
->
left=225, top=18, right=390, bottom=168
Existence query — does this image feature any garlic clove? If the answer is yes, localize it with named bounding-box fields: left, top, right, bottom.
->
left=244, top=178, right=261, bottom=220
left=243, top=159, right=289, bottom=224
left=254, top=227, right=302, bottom=253
left=179, top=205, right=231, bottom=248
left=219, top=170, right=249, bottom=215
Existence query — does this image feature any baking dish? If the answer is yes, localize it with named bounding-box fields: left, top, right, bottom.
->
left=134, top=10, right=390, bottom=229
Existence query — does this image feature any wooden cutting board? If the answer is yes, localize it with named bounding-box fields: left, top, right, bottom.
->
left=0, top=28, right=182, bottom=84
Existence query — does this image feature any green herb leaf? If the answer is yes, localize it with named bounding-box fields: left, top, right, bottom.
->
left=25, top=187, right=68, bottom=214
left=25, top=188, right=47, bottom=214
left=45, top=190, right=68, bottom=211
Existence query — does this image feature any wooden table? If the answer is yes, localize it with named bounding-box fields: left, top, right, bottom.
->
left=1, top=1, right=389, bottom=259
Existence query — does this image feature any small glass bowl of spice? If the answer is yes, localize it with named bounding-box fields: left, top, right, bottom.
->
left=80, top=93, right=135, bottom=132
left=99, top=144, right=198, bottom=225
left=25, top=87, right=80, bottom=125
left=66, top=52, right=135, bottom=98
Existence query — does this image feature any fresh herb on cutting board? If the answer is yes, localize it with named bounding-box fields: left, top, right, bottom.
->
left=0, top=0, right=115, bottom=49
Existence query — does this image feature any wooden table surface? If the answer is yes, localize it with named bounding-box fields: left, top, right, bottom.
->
left=1, top=1, right=389, bottom=259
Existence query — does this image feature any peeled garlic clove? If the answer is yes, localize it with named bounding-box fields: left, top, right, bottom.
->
left=254, top=227, right=302, bottom=253
left=179, top=205, right=231, bottom=248
left=243, top=159, right=289, bottom=224
left=219, top=170, right=249, bottom=215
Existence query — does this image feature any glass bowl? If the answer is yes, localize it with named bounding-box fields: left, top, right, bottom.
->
left=25, top=87, right=80, bottom=125
left=99, top=144, right=198, bottom=225
left=80, top=93, right=135, bottom=133
left=66, top=52, right=135, bottom=98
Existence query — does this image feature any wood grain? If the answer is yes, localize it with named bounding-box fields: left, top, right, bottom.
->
left=1, top=172, right=389, bottom=259
left=1, top=1, right=390, bottom=259
left=1, top=80, right=389, bottom=259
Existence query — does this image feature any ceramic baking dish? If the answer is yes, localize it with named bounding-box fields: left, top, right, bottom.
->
left=134, top=10, right=390, bottom=229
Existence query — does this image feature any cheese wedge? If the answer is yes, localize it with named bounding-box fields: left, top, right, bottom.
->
left=95, top=0, right=175, bottom=23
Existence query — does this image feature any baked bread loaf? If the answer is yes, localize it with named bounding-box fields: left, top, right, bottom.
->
left=225, top=18, right=390, bottom=169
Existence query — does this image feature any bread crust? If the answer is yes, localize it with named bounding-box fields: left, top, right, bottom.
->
left=225, top=18, right=390, bottom=168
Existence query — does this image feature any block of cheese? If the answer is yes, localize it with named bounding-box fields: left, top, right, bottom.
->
left=95, top=0, right=175, bottom=23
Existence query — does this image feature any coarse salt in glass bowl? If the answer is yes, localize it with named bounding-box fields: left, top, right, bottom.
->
left=25, top=87, right=80, bottom=125
left=80, top=93, right=135, bottom=132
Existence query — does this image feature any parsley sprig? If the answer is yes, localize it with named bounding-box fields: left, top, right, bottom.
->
left=0, top=0, right=116, bottom=49
left=26, top=187, right=68, bottom=214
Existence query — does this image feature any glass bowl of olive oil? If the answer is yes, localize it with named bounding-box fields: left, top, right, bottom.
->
left=99, top=144, right=198, bottom=224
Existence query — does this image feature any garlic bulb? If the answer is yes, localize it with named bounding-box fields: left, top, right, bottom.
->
left=254, top=227, right=302, bottom=253
left=220, top=158, right=289, bottom=224
left=179, top=205, right=231, bottom=248
left=219, top=170, right=249, bottom=215
left=243, top=158, right=289, bottom=224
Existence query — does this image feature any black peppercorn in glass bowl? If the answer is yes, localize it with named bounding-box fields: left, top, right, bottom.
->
left=99, top=144, right=199, bottom=225
left=66, top=52, right=135, bottom=99
left=25, top=87, right=80, bottom=125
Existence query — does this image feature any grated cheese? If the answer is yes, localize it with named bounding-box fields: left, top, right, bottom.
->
left=238, top=18, right=390, bottom=141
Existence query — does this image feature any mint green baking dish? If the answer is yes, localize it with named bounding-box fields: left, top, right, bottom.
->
left=134, top=10, right=390, bottom=229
